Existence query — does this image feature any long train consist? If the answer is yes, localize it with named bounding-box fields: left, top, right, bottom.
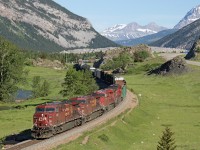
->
left=31, top=68, right=126, bottom=139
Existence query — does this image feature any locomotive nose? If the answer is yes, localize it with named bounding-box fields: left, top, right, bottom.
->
left=34, top=113, right=49, bottom=127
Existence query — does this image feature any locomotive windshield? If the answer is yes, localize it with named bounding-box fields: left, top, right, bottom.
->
left=36, top=108, right=45, bottom=112
left=46, top=108, right=55, bottom=112
left=36, top=107, right=55, bottom=112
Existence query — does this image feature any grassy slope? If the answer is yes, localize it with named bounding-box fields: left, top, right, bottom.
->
left=56, top=59, right=200, bottom=150
left=0, top=66, right=66, bottom=139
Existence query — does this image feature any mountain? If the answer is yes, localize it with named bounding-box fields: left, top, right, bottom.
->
left=115, top=29, right=177, bottom=46
left=101, top=22, right=168, bottom=41
left=0, top=0, right=118, bottom=52
left=150, top=18, right=200, bottom=50
left=174, top=4, right=200, bottom=29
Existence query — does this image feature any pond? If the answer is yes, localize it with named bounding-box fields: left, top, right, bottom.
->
left=0, top=90, right=33, bottom=111
left=15, top=90, right=33, bottom=100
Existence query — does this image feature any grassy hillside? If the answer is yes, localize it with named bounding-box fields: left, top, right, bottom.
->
left=56, top=58, right=200, bottom=150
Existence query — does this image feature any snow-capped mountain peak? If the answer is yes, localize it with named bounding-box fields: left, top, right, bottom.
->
left=101, top=22, right=167, bottom=41
left=174, top=4, right=200, bottom=29
left=102, top=24, right=127, bottom=33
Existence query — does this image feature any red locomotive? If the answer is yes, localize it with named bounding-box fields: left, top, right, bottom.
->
left=31, top=76, right=126, bottom=139
left=31, top=102, right=82, bottom=138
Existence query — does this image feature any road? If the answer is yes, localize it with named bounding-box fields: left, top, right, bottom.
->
left=158, top=53, right=200, bottom=66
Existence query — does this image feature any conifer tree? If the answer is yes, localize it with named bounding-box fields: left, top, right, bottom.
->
left=157, top=127, right=177, bottom=150
left=40, top=80, right=50, bottom=97
left=32, top=76, right=50, bottom=98
left=60, top=67, right=98, bottom=98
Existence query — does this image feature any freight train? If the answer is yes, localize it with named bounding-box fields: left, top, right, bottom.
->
left=31, top=68, right=126, bottom=139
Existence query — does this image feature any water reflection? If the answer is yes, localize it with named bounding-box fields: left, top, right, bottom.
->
left=15, top=90, right=33, bottom=100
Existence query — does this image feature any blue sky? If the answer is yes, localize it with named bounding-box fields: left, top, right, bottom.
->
left=53, top=0, right=200, bottom=32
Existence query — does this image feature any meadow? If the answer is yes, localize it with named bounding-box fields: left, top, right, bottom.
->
left=0, top=66, right=66, bottom=140
left=0, top=57, right=200, bottom=150
left=55, top=59, right=200, bottom=150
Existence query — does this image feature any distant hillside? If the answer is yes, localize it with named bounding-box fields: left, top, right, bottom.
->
left=150, top=18, right=200, bottom=50
left=0, top=0, right=118, bottom=52
left=101, top=22, right=168, bottom=41
left=115, top=29, right=177, bottom=46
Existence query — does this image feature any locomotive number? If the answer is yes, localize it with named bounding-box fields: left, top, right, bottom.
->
left=91, top=99, right=96, bottom=107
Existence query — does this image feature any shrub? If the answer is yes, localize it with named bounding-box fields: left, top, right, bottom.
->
left=134, top=50, right=150, bottom=62
left=98, top=134, right=109, bottom=142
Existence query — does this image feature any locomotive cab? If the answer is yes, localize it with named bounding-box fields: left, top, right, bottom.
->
left=32, top=104, right=58, bottom=139
left=33, top=105, right=56, bottom=128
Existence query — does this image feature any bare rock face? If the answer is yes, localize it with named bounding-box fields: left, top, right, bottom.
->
left=185, top=37, right=200, bottom=59
left=149, top=56, right=189, bottom=75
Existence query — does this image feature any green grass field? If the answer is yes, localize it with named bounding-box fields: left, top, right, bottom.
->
left=55, top=59, right=200, bottom=150
left=1, top=58, right=200, bottom=150
left=0, top=66, right=66, bottom=139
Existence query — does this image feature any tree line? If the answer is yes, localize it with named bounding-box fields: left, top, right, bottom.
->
left=0, top=36, right=100, bottom=102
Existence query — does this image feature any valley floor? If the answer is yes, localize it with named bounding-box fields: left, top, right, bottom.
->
left=55, top=57, right=200, bottom=150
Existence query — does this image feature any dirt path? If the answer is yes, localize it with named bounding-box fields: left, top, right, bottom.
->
left=158, top=53, right=200, bottom=66
left=22, top=90, right=138, bottom=150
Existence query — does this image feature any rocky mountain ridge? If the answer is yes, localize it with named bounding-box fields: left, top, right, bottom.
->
left=0, top=0, right=117, bottom=52
left=116, top=29, right=177, bottom=46
left=150, top=18, right=200, bottom=50
left=101, top=22, right=168, bottom=41
left=174, top=4, right=200, bottom=29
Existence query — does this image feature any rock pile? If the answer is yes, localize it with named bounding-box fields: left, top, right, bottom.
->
left=32, top=58, right=64, bottom=69
left=185, top=37, right=200, bottom=60
left=148, top=56, right=189, bottom=75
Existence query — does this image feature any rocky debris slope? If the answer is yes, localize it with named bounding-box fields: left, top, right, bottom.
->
left=0, top=0, right=117, bottom=52
left=148, top=56, right=189, bottom=75
left=185, top=37, right=200, bottom=59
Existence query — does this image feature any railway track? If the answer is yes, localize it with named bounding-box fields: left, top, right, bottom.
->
left=6, top=140, right=41, bottom=150
left=5, top=90, right=138, bottom=150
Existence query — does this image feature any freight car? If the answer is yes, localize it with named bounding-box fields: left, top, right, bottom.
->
left=31, top=69, right=126, bottom=139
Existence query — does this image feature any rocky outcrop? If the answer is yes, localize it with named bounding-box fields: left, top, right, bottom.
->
left=185, top=37, right=200, bottom=59
left=148, top=56, right=189, bottom=75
